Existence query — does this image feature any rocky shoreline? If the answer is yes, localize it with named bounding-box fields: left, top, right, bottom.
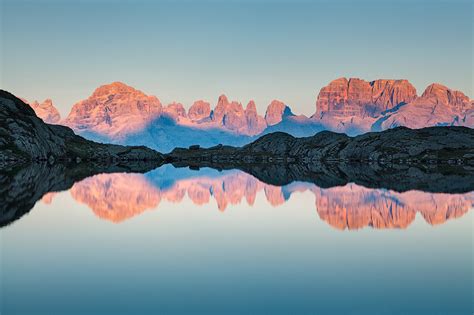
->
left=166, top=126, right=474, bottom=166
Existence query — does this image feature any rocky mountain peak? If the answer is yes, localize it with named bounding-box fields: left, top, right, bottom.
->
left=245, top=100, right=257, bottom=113
left=164, top=102, right=187, bottom=119
left=91, top=81, right=142, bottom=97
left=217, top=94, right=230, bottom=107
left=330, top=77, right=350, bottom=86
left=64, top=82, right=162, bottom=137
left=370, top=79, right=417, bottom=110
left=204, top=95, right=266, bottom=135
left=188, top=100, right=211, bottom=121
left=212, top=95, right=243, bottom=123
left=420, top=83, right=471, bottom=110
left=422, top=83, right=451, bottom=97
left=265, top=100, right=292, bottom=126
left=26, top=98, right=61, bottom=124
left=244, top=100, right=266, bottom=136
left=41, top=98, right=54, bottom=106
left=315, top=77, right=418, bottom=118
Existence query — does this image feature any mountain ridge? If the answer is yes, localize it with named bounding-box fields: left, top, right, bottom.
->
left=19, top=78, right=474, bottom=151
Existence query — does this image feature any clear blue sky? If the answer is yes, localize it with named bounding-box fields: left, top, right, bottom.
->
left=1, top=0, right=472, bottom=117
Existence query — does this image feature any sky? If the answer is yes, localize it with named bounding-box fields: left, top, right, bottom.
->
left=0, top=0, right=472, bottom=117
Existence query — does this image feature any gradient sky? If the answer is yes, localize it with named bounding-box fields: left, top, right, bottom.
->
left=0, top=0, right=472, bottom=117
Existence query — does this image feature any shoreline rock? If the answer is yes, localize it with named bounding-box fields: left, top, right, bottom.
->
left=166, top=126, right=474, bottom=165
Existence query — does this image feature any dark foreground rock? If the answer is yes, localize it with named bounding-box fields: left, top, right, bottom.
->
left=0, top=90, right=164, bottom=167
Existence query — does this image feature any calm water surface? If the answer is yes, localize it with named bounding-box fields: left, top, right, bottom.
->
left=1, top=165, right=473, bottom=314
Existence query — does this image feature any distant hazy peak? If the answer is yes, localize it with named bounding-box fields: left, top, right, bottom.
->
left=24, top=97, right=61, bottom=124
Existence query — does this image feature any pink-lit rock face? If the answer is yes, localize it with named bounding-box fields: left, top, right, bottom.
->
left=27, top=99, right=61, bottom=124
left=63, top=171, right=473, bottom=228
left=188, top=100, right=211, bottom=121
left=371, top=79, right=418, bottom=111
left=163, top=102, right=187, bottom=120
left=63, top=85, right=271, bottom=138
left=208, top=95, right=267, bottom=135
left=315, top=77, right=417, bottom=118
left=421, top=83, right=471, bottom=111
left=313, top=78, right=474, bottom=133
left=211, top=94, right=247, bottom=131
left=380, top=83, right=474, bottom=129
left=265, top=100, right=292, bottom=126
left=245, top=100, right=267, bottom=135
left=64, top=82, right=162, bottom=138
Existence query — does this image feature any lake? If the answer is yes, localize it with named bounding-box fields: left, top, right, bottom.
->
left=0, top=165, right=472, bottom=314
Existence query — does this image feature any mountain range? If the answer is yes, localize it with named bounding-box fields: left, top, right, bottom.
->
left=22, top=78, right=474, bottom=152
left=2, top=88, right=474, bottom=229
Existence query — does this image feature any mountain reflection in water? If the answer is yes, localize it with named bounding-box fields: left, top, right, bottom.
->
left=2, top=163, right=473, bottom=315
left=35, top=165, right=474, bottom=230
